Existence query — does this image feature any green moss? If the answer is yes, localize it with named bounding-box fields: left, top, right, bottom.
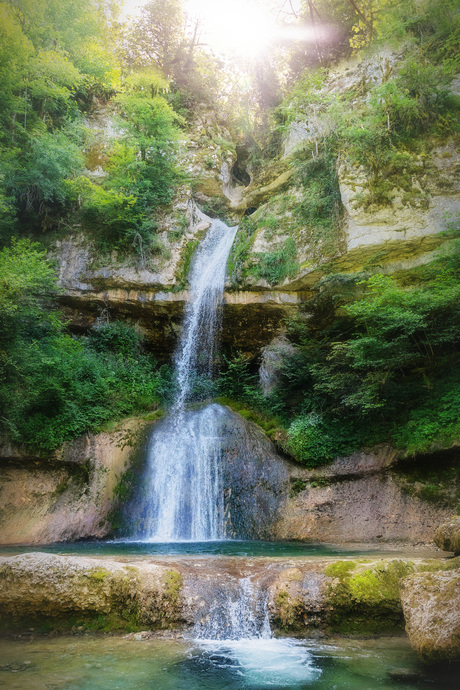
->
left=324, top=560, right=356, bottom=579
left=163, top=570, right=182, bottom=607
left=417, top=555, right=460, bottom=572
left=86, top=568, right=110, bottom=582
left=216, top=397, right=284, bottom=440
left=274, top=589, right=305, bottom=631
left=394, top=453, right=460, bottom=508
left=0, top=609, right=143, bottom=635
left=290, top=478, right=307, bottom=497
left=176, top=239, right=199, bottom=288
left=325, top=559, right=415, bottom=634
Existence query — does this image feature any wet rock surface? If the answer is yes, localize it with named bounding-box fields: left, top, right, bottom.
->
left=0, top=552, right=184, bottom=630
left=0, top=552, right=457, bottom=640
left=127, top=405, right=291, bottom=540
left=400, top=568, right=460, bottom=664
left=218, top=407, right=290, bottom=539
left=434, top=516, right=460, bottom=555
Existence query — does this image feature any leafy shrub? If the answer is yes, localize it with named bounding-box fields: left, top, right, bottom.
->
left=88, top=322, right=142, bottom=357
left=286, top=414, right=336, bottom=465
left=252, top=237, right=298, bottom=286
left=0, top=239, right=171, bottom=451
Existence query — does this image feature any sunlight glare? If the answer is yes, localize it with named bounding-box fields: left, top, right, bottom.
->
left=186, top=0, right=277, bottom=58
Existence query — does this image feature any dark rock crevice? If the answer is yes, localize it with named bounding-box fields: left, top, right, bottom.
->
left=232, top=145, right=251, bottom=187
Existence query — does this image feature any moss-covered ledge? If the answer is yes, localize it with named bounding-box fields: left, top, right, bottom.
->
left=0, top=553, right=457, bottom=644
left=0, top=553, right=185, bottom=634
left=267, top=556, right=460, bottom=638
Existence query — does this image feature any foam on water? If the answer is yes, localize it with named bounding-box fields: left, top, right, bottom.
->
left=196, top=638, right=321, bottom=687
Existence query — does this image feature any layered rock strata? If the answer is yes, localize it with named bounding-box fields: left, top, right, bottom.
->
left=1, top=551, right=458, bottom=664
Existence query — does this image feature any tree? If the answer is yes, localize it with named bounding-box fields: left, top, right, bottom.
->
left=0, top=238, right=58, bottom=345
left=121, top=0, right=186, bottom=76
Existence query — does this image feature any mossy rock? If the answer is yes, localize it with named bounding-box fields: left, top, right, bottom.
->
left=324, top=559, right=415, bottom=634
left=434, top=516, right=460, bottom=555
left=400, top=569, right=460, bottom=664
left=0, top=553, right=185, bottom=634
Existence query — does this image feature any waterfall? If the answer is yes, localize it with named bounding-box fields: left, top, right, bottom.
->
left=192, top=572, right=321, bottom=686
left=143, top=217, right=237, bottom=541
left=193, top=575, right=271, bottom=641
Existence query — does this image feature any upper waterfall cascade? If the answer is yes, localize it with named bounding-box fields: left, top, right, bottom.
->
left=142, top=216, right=237, bottom=541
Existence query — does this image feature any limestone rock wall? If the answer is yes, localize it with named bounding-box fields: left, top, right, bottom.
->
left=1, top=408, right=456, bottom=546
left=0, top=419, right=153, bottom=545
left=274, top=447, right=458, bottom=544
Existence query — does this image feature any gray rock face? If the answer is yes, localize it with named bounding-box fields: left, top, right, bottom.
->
left=218, top=406, right=290, bottom=539
left=400, top=569, right=460, bottom=663
left=274, top=472, right=453, bottom=544
left=435, top=517, right=460, bottom=555
left=273, top=447, right=456, bottom=544
left=128, top=405, right=291, bottom=540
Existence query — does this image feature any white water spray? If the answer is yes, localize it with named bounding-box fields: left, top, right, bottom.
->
left=192, top=572, right=321, bottom=687
left=143, top=217, right=237, bottom=541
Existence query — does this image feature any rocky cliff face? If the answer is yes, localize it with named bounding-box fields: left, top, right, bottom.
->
left=0, top=418, right=154, bottom=545
left=19, top=49, right=459, bottom=548
left=54, top=50, right=460, bottom=361
left=1, top=407, right=456, bottom=546
left=274, top=446, right=458, bottom=544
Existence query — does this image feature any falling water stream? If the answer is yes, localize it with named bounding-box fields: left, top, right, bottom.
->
left=142, top=215, right=237, bottom=542
left=2, top=219, right=454, bottom=688
left=133, top=214, right=323, bottom=684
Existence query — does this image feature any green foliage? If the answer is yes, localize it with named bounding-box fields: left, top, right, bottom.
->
left=276, top=4, right=460, bottom=216
left=0, top=0, right=120, bottom=241
left=393, top=372, right=460, bottom=456
left=0, top=239, right=170, bottom=451
left=227, top=216, right=257, bottom=286
left=286, top=414, right=343, bottom=466
left=293, top=146, right=342, bottom=254
left=251, top=237, right=298, bottom=286
left=199, top=196, right=232, bottom=225
left=73, top=79, right=183, bottom=253
left=88, top=322, right=142, bottom=358
left=7, top=129, right=84, bottom=230
left=223, top=239, right=460, bottom=465
left=0, top=238, right=58, bottom=344
left=217, top=353, right=258, bottom=399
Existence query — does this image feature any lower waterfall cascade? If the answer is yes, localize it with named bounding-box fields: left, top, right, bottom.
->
left=135, top=215, right=323, bottom=680
left=191, top=571, right=321, bottom=686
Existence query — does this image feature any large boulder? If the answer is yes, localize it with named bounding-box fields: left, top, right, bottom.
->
left=435, top=517, right=460, bottom=555
left=400, top=569, right=460, bottom=663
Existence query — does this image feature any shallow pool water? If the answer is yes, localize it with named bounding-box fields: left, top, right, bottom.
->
left=0, top=635, right=456, bottom=690
left=0, top=539, right=443, bottom=560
